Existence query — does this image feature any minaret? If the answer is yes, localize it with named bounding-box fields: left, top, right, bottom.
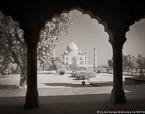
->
left=85, top=52, right=88, bottom=65
left=94, top=47, right=97, bottom=68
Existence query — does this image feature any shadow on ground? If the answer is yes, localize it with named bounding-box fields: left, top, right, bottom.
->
left=90, top=82, right=113, bottom=87
left=43, top=83, right=93, bottom=87
left=0, top=85, right=19, bottom=89
left=0, top=95, right=145, bottom=114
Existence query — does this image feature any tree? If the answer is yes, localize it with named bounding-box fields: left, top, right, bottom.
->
left=108, top=54, right=133, bottom=72
left=136, top=54, right=145, bottom=77
left=0, top=11, right=27, bottom=88
left=37, top=13, right=72, bottom=71
left=53, top=56, right=65, bottom=73
left=69, top=63, right=78, bottom=72
left=123, top=54, right=132, bottom=72
left=108, top=58, right=113, bottom=70
left=0, top=11, right=72, bottom=88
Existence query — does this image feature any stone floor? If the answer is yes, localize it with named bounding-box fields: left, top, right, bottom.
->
left=0, top=96, right=145, bottom=114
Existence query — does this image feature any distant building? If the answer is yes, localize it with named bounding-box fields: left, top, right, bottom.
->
left=62, top=42, right=98, bottom=69
left=63, top=42, right=87, bottom=66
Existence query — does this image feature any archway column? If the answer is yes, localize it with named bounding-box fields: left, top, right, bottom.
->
left=24, top=43, right=39, bottom=108
left=24, top=0, right=39, bottom=108
left=109, top=21, right=127, bottom=103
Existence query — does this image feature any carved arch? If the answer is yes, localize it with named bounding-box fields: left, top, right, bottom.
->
left=41, top=7, right=113, bottom=44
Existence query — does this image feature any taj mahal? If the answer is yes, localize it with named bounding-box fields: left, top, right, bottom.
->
left=62, top=42, right=98, bottom=69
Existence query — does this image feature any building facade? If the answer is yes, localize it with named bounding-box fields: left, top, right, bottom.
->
left=63, top=42, right=87, bottom=67
left=63, top=42, right=98, bottom=70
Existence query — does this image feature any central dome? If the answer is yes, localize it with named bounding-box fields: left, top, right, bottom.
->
left=66, top=42, right=78, bottom=53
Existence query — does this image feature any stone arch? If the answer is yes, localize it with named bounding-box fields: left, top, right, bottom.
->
left=124, top=16, right=145, bottom=75
left=125, top=16, right=145, bottom=52
left=69, top=7, right=113, bottom=43
left=38, top=6, right=113, bottom=72
left=41, top=6, right=113, bottom=45
left=127, top=16, right=145, bottom=32
left=37, top=6, right=114, bottom=99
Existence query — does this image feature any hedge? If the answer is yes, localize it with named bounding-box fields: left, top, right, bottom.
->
left=72, top=70, right=96, bottom=80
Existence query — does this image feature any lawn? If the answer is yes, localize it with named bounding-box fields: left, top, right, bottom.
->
left=0, top=72, right=132, bottom=89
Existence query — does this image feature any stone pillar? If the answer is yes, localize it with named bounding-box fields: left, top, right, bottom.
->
left=109, top=20, right=127, bottom=103
left=24, top=44, right=39, bottom=108
left=24, top=0, right=39, bottom=108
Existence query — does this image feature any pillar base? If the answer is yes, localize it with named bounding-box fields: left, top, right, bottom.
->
left=24, top=89, right=39, bottom=108
left=110, top=88, right=127, bottom=104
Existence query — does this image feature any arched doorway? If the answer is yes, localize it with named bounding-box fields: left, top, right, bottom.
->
left=2, top=1, right=145, bottom=109
left=123, top=18, right=145, bottom=100
left=37, top=7, right=114, bottom=104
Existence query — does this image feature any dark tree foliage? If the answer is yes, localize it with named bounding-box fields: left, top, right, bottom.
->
left=0, top=11, right=26, bottom=88
left=37, top=13, right=72, bottom=71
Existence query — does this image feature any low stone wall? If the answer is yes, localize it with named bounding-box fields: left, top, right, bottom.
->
left=125, top=77, right=145, bottom=85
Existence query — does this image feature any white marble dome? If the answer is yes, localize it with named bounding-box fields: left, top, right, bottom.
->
left=64, top=50, right=68, bottom=55
left=66, top=42, right=78, bottom=53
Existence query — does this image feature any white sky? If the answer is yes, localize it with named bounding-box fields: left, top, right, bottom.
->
left=124, top=19, right=145, bottom=57
left=55, top=10, right=145, bottom=65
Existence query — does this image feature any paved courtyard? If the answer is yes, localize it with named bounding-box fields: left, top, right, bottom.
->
left=0, top=72, right=130, bottom=89
left=0, top=72, right=144, bottom=97
left=0, top=72, right=145, bottom=114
